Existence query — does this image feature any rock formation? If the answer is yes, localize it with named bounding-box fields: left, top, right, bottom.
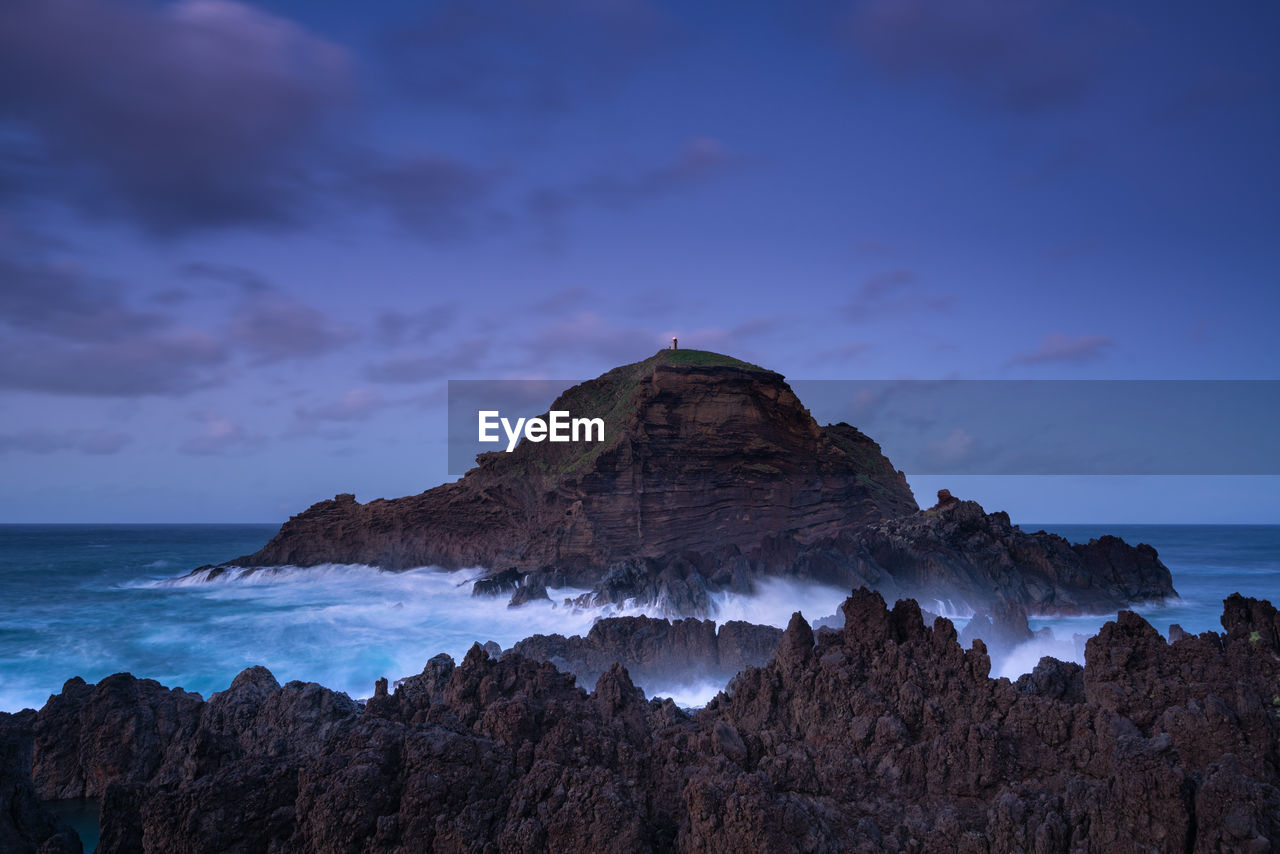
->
left=3, top=591, right=1275, bottom=852
left=828, top=495, right=1176, bottom=615
left=510, top=615, right=783, bottom=692
left=200, top=349, right=1174, bottom=617
left=220, top=351, right=916, bottom=587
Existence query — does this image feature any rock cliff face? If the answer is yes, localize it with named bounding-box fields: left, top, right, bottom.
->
left=225, top=351, right=917, bottom=586
left=2, top=591, right=1275, bottom=853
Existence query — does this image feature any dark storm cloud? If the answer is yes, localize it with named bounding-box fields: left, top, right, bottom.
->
left=846, top=0, right=1115, bottom=113
left=1007, top=332, right=1113, bottom=366
left=0, top=429, right=132, bottom=455
left=383, top=0, right=674, bottom=112
left=0, top=0, right=352, bottom=235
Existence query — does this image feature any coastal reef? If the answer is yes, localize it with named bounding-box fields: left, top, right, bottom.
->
left=3, top=590, right=1276, bottom=853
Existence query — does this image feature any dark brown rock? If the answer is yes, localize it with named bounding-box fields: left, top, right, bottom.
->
left=831, top=498, right=1175, bottom=615
left=219, top=350, right=917, bottom=599
left=19, top=591, right=1276, bottom=852
left=0, top=711, right=81, bottom=854
left=200, top=352, right=1173, bottom=621
left=512, top=614, right=783, bottom=695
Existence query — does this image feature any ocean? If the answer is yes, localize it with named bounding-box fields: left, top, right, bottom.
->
left=1, top=523, right=1277, bottom=716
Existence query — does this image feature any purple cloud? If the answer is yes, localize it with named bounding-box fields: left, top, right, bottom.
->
left=377, top=304, right=459, bottom=347
left=845, top=269, right=954, bottom=319
left=295, top=389, right=386, bottom=423
left=1008, top=332, right=1114, bottom=366
left=0, top=429, right=132, bottom=455
left=0, top=0, right=352, bottom=235
left=847, top=0, right=1114, bottom=113
left=363, top=339, right=493, bottom=384
left=384, top=0, right=674, bottom=112
left=578, top=138, right=742, bottom=208
left=179, top=411, right=264, bottom=455
left=356, top=156, right=500, bottom=237
left=228, top=294, right=356, bottom=365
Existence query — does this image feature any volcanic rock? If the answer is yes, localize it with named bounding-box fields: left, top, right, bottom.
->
left=3, top=591, right=1275, bottom=852
left=511, top=615, right=783, bottom=692
left=205, top=349, right=1173, bottom=617
left=219, top=350, right=917, bottom=593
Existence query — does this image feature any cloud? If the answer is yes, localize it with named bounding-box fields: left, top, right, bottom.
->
left=524, top=312, right=670, bottom=365
left=363, top=339, right=493, bottom=384
left=0, top=252, right=229, bottom=395
left=0, top=429, right=132, bottom=455
left=286, top=388, right=389, bottom=438
left=846, top=0, right=1114, bottom=113
left=295, top=388, right=386, bottom=423
left=179, top=410, right=264, bottom=455
left=813, top=341, right=874, bottom=363
left=576, top=138, right=742, bottom=208
left=526, top=138, right=744, bottom=245
left=0, top=0, right=352, bottom=235
left=919, top=427, right=979, bottom=469
left=1158, top=69, right=1275, bottom=123
left=528, top=287, right=591, bottom=315
left=845, top=269, right=954, bottom=319
left=0, top=330, right=228, bottom=396
left=1007, top=332, right=1113, bottom=366
left=377, top=304, right=458, bottom=347
left=0, top=255, right=170, bottom=343
left=355, top=156, right=500, bottom=237
left=178, top=262, right=272, bottom=293
left=0, top=246, right=353, bottom=395
left=383, top=0, right=674, bottom=112
left=228, top=293, right=356, bottom=365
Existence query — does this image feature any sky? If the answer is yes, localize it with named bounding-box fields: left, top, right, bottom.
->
left=0, top=0, right=1277, bottom=523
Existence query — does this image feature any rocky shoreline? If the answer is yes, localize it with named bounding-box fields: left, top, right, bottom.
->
left=3, top=589, right=1276, bottom=853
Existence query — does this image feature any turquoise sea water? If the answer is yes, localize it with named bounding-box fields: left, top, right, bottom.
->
left=0, top=523, right=1277, bottom=713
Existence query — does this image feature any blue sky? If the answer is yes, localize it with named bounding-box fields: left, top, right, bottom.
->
left=0, top=0, right=1277, bottom=523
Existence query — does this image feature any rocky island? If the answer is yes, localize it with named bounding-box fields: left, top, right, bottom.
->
left=205, top=349, right=1175, bottom=618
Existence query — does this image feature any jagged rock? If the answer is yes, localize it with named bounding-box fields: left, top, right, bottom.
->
left=511, top=615, right=782, bottom=693
left=0, top=711, right=81, bottom=854
left=6, top=591, right=1274, bottom=852
left=831, top=498, right=1175, bottom=615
